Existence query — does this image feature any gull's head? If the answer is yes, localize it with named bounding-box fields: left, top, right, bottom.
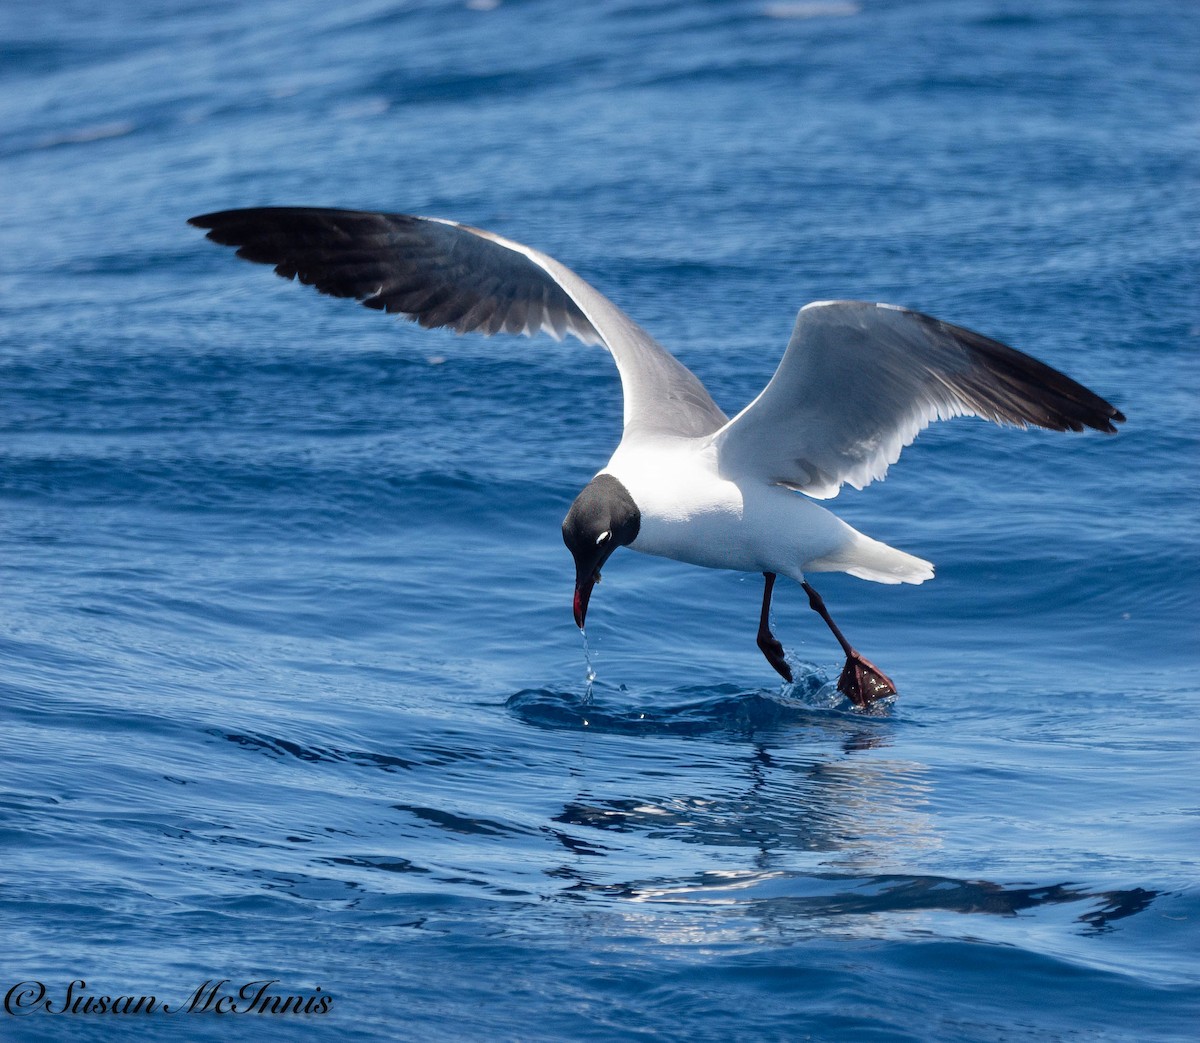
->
left=562, top=474, right=641, bottom=629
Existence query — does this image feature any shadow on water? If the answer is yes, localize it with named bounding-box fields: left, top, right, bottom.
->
left=558, top=869, right=1159, bottom=935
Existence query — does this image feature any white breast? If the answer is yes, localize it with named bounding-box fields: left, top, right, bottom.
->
left=602, top=437, right=863, bottom=580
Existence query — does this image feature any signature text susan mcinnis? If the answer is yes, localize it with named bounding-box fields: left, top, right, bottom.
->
left=4, top=978, right=332, bottom=1017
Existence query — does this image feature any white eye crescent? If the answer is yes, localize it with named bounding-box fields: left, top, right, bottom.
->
left=596, top=530, right=611, bottom=545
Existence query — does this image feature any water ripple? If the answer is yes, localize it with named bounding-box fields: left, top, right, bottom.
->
left=506, top=675, right=896, bottom=738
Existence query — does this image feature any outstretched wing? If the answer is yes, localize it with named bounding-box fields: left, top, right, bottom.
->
left=189, top=207, right=729, bottom=439
left=713, top=300, right=1124, bottom=499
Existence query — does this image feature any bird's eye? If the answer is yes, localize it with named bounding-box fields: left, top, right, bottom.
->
left=596, top=530, right=611, bottom=545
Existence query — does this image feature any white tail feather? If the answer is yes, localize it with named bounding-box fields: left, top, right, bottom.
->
left=807, top=533, right=934, bottom=585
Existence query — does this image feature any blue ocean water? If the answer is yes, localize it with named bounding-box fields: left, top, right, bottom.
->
left=2, top=0, right=1198, bottom=1039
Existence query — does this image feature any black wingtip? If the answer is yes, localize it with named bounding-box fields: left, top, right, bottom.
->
left=187, top=208, right=289, bottom=247
left=189, top=207, right=298, bottom=227
left=187, top=210, right=229, bottom=231
left=187, top=210, right=249, bottom=250
left=916, top=312, right=1128, bottom=437
left=1074, top=401, right=1125, bottom=435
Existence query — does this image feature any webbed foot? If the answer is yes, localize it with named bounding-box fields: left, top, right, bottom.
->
left=837, top=651, right=896, bottom=706
left=757, top=629, right=794, bottom=683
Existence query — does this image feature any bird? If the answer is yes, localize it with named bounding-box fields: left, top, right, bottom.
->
left=189, top=207, right=1124, bottom=706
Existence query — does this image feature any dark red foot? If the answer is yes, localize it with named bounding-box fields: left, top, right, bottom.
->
left=757, top=630, right=793, bottom=683
left=837, top=651, right=896, bottom=706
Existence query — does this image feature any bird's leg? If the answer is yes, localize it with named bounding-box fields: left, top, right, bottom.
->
left=756, top=572, right=793, bottom=683
left=800, top=581, right=896, bottom=706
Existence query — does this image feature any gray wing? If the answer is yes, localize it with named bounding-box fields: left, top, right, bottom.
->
left=713, top=300, right=1124, bottom=499
left=189, top=207, right=728, bottom=439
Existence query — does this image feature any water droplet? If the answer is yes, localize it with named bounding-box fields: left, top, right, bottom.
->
left=580, top=628, right=596, bottom=704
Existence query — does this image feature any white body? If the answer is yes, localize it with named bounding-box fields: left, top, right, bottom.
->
left=605, top=436, right=933, bottom=586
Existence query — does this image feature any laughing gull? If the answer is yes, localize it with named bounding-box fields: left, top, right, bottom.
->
left=189, top=208, right=1124, bottom=705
